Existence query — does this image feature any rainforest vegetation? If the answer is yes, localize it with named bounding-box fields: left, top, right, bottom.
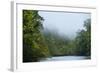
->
left=23, top=10, right=91, bottom=62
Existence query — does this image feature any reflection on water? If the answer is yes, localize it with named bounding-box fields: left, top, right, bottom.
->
left=40, top=56, right=90, bottom=62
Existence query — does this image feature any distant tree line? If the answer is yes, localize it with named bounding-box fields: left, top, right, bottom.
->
left=23, top=10, right=91, bottom=62
left=43, top=18, right=91, bottom=57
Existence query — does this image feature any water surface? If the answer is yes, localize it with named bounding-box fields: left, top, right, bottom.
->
left=40, top=56, right=89, bottom=62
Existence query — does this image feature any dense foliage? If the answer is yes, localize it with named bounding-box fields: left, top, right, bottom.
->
left=23, top=10, right=91, bottom=62
left=43, top=19, right=91, bottom=57
left=75, top=19, right=91, bottom=56
left=23, top=10, right=50, bottom=62
left=42, top=29, right=76, bottom=56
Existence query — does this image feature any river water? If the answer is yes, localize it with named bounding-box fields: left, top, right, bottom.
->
left=40, top=56, right=88, bottom=62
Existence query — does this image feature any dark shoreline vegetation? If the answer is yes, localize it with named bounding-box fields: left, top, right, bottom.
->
left=23, top=10, right=91, bottom=62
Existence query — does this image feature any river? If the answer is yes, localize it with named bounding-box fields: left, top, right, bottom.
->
left=40, top=56, right=88, bottom=62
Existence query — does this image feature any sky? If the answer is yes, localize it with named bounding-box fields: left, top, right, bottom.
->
left=39, top=11, right=91, bottom=38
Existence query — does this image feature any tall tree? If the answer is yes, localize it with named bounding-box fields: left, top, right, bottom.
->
left=23, top=10, right=50, bottom=62
left=75, top=19, right=91, bottom=56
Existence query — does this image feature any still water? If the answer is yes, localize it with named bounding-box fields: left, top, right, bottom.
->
left=40, top=56, right=88, bottom=62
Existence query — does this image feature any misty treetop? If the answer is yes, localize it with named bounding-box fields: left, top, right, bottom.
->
left=23, top=10, right=91, bottom=62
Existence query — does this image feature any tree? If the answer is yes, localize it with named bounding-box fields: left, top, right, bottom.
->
left=23, top=10, right=50, bottom=62
left=75, top=19, right=91, bottom=56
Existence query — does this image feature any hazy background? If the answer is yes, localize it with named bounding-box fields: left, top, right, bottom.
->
left=39, top=11, right=91, bottom=38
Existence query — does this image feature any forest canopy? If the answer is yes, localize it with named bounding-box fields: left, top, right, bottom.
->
left=23, top=10, right=91, bottom=62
